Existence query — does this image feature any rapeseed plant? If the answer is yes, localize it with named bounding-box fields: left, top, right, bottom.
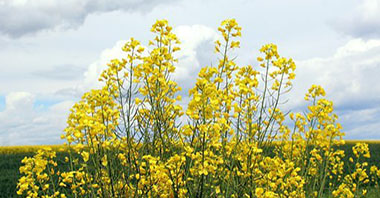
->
left=16, top=19, right=378, bottom=198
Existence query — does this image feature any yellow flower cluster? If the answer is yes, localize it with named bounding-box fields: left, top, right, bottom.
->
left=17, top=148, right=64, bottom=198
left=17, top=19, right=379, bottom=198
left=332, top=143, right=371, bottom=197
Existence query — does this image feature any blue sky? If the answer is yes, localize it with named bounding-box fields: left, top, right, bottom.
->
left=0, top=0, right=380, bottom=145
left=0, top=95, right=5, bottom=111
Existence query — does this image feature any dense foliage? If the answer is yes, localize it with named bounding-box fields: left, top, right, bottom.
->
left=15, top=19, right=380, bottom=198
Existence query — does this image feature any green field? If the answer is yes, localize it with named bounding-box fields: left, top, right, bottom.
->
left=1, top=142, right=380, bottom=198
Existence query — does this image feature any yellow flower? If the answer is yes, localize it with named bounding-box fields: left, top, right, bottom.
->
left=102, top=155, right=108, bottom=167
left=256, top=188, right=264, bottom=196
left=81, top=151, right=89, bottom=162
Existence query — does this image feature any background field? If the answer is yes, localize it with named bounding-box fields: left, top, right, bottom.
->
left=1, top=142, right=380, bottom=198
left=0, top=146, right=70, bottom=198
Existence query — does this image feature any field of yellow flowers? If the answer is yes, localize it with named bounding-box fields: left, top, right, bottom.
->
left=1, top=142, right=380, bottom=197
left=5, top=19, right=380, bottom=197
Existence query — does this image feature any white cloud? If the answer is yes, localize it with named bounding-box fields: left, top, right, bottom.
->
left=334, top=39, right=380, bottom=58
left=4, top=92, right=34, bottom=112
left=0, top=0, right=177, bottom=38
left=0, top=92, right=74, bottom=145
left=82, top=40, right=128, bottom=90
left=173, top=25, right=219, bottom=90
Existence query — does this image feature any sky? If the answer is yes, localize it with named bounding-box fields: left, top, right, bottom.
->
left=0, top=0, right=380, bottom=145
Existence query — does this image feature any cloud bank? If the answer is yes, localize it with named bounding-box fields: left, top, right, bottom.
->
left=291, top=38, right=380, bottom=139
left=0, top=0, right=176, bottom=38
left=1, top=0, right=380, bottom=145
left=0, top=92, right=74, bottom=145
left=3, top=27, right=380, bottom=144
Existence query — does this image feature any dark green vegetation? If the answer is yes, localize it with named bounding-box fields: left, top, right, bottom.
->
left=0, top=152, right=34, bottom=198
left=1, top=142, right=380, bottom=197
left=0, top=152, right=70, bottom=198
left=340, top=141, right=380, bottom=178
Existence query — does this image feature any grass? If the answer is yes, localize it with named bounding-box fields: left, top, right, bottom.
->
left=1, top=141, right=380, bottom=197
left=0, top=152, right=34, bottom=198
left=365, top=188, right=380, bottom=198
